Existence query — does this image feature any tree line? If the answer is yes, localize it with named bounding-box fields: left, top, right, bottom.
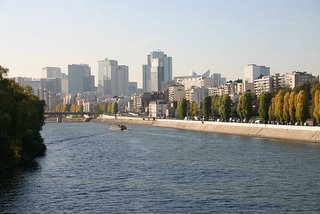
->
left=175, top=81, right=320, bottom=125
left=96, top=102, right=118, bottom=117
left=0, top=66, right=46, bottom=171
left=55, top=103, right=84, bottom=113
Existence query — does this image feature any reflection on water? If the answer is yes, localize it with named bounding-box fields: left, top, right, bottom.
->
left=1, top=122, right=320, bottom=213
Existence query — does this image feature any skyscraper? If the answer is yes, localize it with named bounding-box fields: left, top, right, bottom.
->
left=142, top=50, right=172, bottom=92
left=98, top=58, right=129, bottom=97
left=42, top=67, right=61, bottom=78
left=68, top=64, right=93, bottom=93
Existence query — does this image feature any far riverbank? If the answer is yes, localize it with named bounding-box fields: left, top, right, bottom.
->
left=95, top=116, right=320, bottom=143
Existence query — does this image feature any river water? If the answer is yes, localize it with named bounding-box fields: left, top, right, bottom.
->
left=1, top=122, right=320, bottom=213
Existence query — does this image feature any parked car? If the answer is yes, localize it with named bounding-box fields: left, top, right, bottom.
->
left=255, top=120, right=262, bottom=124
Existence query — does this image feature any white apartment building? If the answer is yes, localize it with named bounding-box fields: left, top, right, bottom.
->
left=244, top=64, right=270, bottom=83
left=284, top=71, right=319, bottom=89
left=208, top=87, right=220, bottom=97
left=185, top=87, right=208, bottom=106
left=175, top=76, right=214, bottom=90
left=254, top=76, right=274, bottom=97
left=148, top=100, right=167, bottom=118
left=253, top=71, right=318, bottom=96
left=236, top=81, right=254, bottom=94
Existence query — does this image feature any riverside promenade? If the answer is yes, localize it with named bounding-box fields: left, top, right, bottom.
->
left=97, top=115, right=320, bottom=143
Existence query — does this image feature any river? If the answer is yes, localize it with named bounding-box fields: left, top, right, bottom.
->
left=1, top=122, right=320, bottom=213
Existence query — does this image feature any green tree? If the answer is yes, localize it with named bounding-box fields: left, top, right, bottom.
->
left=107, top=102, right=112, bottom=114
left=0, top=65, right=8, bottom=79
left=219, top=95, right=231, bottom=121
left=289, top=91, right=297, bottom=123
left=211, top=95, right=220, bottom=117
left=188, top=101, right=198, bottom=118
left=237, top=95, right=244, bottom=120
left=0, top=66, right=46, bottom=170
left=283, top=92, right=290, bottom=124
left=274, top=90, right=286, bottom=123
left=295, top=90, right=308, bottom=125
left=203, top=96, right=212, bottom=119
left=112, top=102, right=118, bottom=118
left=176, top=98, right=188, bottom=119
left=237, top=92, right=253, bottom=122
left=258, top=92, right=272, bottom=123
left=268, top=97, right=275, bottom=122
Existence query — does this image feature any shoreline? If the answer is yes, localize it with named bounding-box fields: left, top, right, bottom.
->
left=95, top=116, right=320, bottom=143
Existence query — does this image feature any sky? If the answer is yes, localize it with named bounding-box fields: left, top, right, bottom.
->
left=0, top=0, right=319, bottom=87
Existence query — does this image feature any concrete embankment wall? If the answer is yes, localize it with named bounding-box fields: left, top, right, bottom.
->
left=97, top=116, right=320, bottom=143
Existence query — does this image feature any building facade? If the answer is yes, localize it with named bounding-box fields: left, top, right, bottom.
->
left=98, top=58, right=129, bottom=97
left=148, top=100, right=167, bottom=118
left=128, top=82, right=138, bottom=96
left=68, top=64, right=93, bottom=94
left=142, top=50, right=172, bottom=92
left=42, top=67, right=61, bottom=78
left=168, top=84, right=185, bottom=102
left=33, top=88, right=60, bottom=111
left=284, top=71, right=319, bottom=89
left=244, top=64, right=270, bottom=83
left=185, top=87, right=208, bottom=106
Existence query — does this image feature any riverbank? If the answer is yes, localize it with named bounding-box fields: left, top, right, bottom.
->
left=96, top=115, right=320, bottom=143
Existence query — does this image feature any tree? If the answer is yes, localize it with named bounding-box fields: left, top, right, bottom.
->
left=283, top=92, right=290, bottom=124
left=0, top=65, right=8, bottom=79
left=0, top=66, right=46, bottom=170
left=176, top=98, right=188, bottom=119
left=237, top=92, right=253, bottom=122
left=295, top=90, right=308, bottom=125
left=237, top=95, right=244, bottom=120
left=211, top=95, right=220, bottom=117
left=188, top=101, right=198, bottom=118
left=112, top=102, right=118, bottom=119
left=76, top=104, right=83, bottom=112
left=107, top=102, right=113, bottom=114
left=258, top=92, right=272, bottom=123
left=203, top=96, right=212, bottom=119
left=268, top=97, right=275, bottom=122
left=70, top=104, right=77, bottom=112
left=313, top=89, right=320, bottom=125
left=274, top=90, right=286, bottom=123
left=289, top=91, right=297, bottom=123
left=219, top=95, right=231, bottom=121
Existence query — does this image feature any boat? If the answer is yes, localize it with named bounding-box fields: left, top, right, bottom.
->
left=109, top=124, right=127, bottom=131
left=118, top=124, right=127, bottom=131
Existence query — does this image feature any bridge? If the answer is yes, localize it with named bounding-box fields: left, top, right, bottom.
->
left=44, top=112, right=95, bottom=116
left=44, top=112, right=95, bottom=122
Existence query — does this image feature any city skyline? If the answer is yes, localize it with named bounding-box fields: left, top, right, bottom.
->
left=1, top=0, right=319, bottom=87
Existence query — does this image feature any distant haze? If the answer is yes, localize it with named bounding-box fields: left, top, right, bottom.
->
left=1, top=0, right=319, bottom=87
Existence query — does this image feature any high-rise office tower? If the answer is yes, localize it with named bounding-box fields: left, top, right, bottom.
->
left=42, top=67, right=62, bottom=94
left=142, top=50, right=172, bottom=92
left=98, top=58, right=129, bottom=97
left=42, top=67, right=61, bottom=78
left=68, top=64, right=93, bottom=93
left=244, top=64, right=270, bottom=83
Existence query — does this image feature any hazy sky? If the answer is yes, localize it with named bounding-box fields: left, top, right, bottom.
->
left=1, top=0, right=319, bottom=87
